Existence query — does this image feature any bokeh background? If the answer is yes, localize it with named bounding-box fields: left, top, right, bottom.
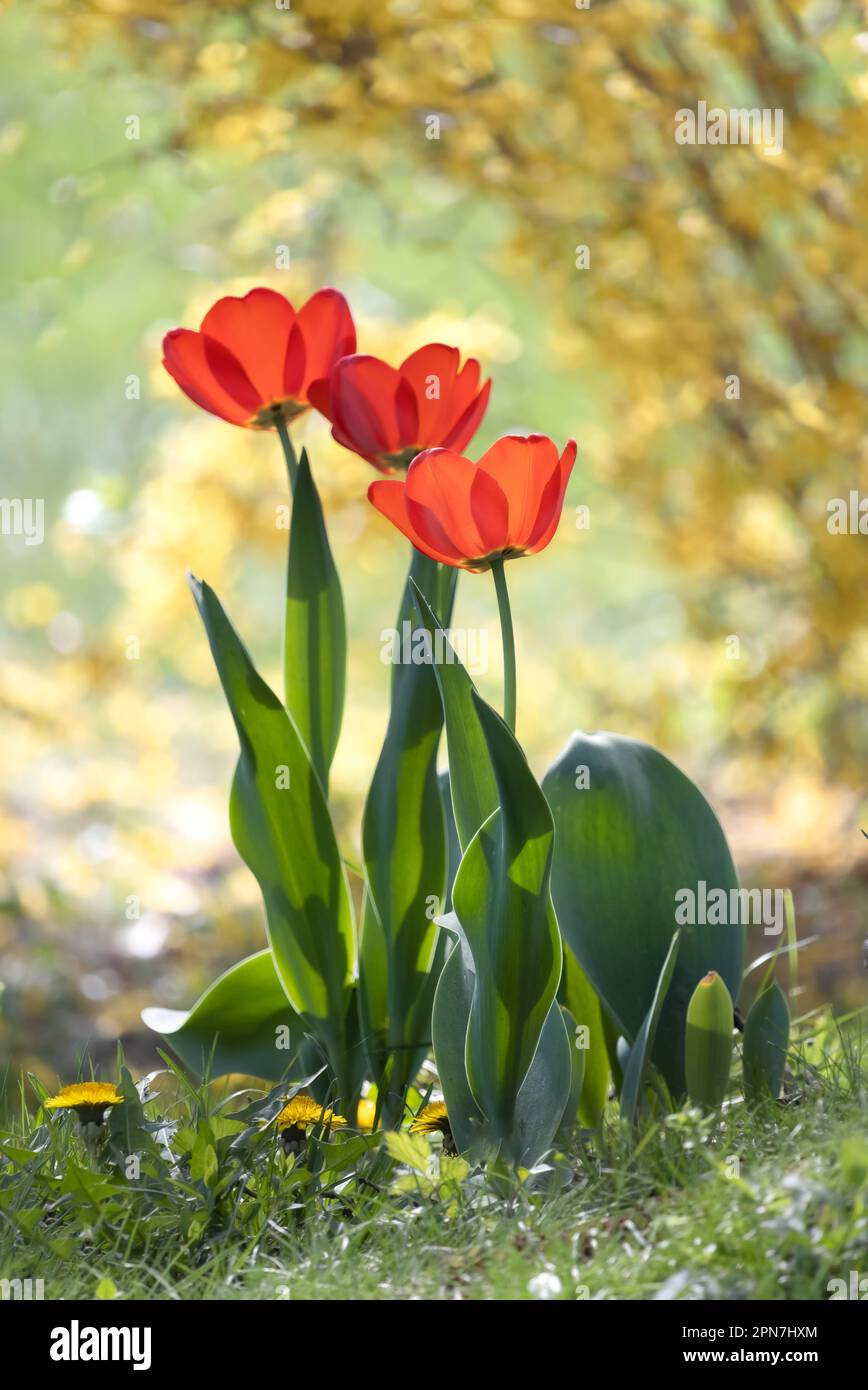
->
left=2, top=0, right=867, bottom=1095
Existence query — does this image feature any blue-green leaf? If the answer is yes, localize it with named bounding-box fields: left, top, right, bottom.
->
left=430, top=914, right=486, bottom=1156
left=433, top=915, right=572, bottom=1167
left=555, top=1007, right=587, bottom=1143
left=511, top=1002, right=574, bottom=1165
left=542, top=733, right=743, bottom=1098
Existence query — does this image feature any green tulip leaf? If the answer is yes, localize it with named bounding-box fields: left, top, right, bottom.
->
left=602, top=1007, right=624, bottom=1095
left=433, top=914, right=571, bottom=1166
left=542, top=732, right=743, bottom=1098
left=620, top=928, right=681, bottom=1126
left=430, top=913, right=486, bottom=1156
left=453, top=692, right=562, bottom=1143
left=189, top=575, right=355, bottom=1084
left=555, top=1007, right=587, bottom=1143
left=439, top=769, right=461, bottom=912
left=560, top=945, right=610, bottom=1127
left=142, top=950, right=311, bottom=1081
left=284, top=447, right=346, bottom=794
left=359, top=552, right=456, bottom=1118
left=409, top=578, right=497, bottom=852
left=511, top=1001, right=575, bottom=1165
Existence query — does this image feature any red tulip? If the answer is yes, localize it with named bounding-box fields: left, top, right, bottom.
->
left=162, top=287, right=356, bottom=430
left=368, top=434, right=577, bottom=572
left=308, top=344, right=491, bottom=472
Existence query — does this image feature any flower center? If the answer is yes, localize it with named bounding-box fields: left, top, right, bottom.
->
left=465, top=545, right=527, bottom=572
left=249, top=398, right=309, bottom=430
left=382, top=446, right=423, bottom=471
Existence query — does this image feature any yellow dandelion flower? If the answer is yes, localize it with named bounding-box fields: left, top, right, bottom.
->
left=409, top=1100, right=449, bottom=1135
left=277, top=1094, right=346, bottom=1133
left=44, top=1082, right=124, bottom=1113
left=356, top=1097, right=377, bottom=1131
left=276, top=1093, right=346, bottom=1157
left=409, top=1100, right=457, bottom=1154
left=44, top=1082, right=123, bottom=1135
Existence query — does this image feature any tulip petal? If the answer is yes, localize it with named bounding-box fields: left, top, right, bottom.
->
left=295, top=289, right=356, bottom=393
left=443, top=356, right=479, bottom=417
left=368, top=480, right=460, bottom=566
left=477, top=434, right=560, bottom=549
left=306, top=374, right=332, bottom=419
left=398, top=344, right=460, bottom=446
left=201, top=288, right=294, bottom=404
left=202, top=335, right=264, bottom=416
left=333, top=423, right=392, bottom=472
left=395, top=375, right=420, bottom=445
left=405, top=449, right=485, bottom=562
left=329, top=356, right=402, bottom=461
left=162, top=329, right=253, bottom=426
left=283, top=321, right=307, bottom=398
left=469, top=467, right=510, bottom=554
left=321, top=341, right=489, bottom=469
left=526, top=440, right=577, bottom=553
left=442, top=373, right=492, bottom=452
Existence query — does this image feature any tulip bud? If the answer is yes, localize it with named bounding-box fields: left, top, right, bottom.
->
left=685, top=971, right=734, bottom=1111
left=743, top=981, right=790, bottom=1102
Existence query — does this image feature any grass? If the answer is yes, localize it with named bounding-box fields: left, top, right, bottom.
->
left=1, top=1028, right=866, bottom=1302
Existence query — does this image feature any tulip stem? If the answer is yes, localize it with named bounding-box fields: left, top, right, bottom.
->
left=276, top=416, right=298, bottom=496
left=491, top=558, right=516, bottom=732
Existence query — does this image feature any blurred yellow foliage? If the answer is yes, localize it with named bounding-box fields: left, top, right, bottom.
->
left=56, top=0, right=863, bottom=749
